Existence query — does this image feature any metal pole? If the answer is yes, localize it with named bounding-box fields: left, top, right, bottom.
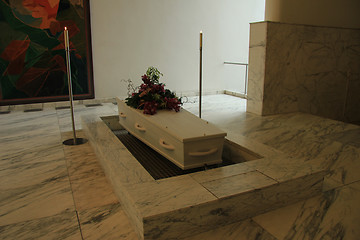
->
left=199, top=31, right=203, bottom=118
left=64, top=27, right=77, bottom=145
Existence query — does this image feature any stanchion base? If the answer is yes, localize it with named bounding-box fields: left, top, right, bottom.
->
left=63, top=138, right=88, bottom=146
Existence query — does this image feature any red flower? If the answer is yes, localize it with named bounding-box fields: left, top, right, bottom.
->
left=141, top=74, right=151, bottom=85
left=143, top=101, right=158, bottom=115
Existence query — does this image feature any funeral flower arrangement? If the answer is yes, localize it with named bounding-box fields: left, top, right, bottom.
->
left=125, top=67, right=182, bottom=115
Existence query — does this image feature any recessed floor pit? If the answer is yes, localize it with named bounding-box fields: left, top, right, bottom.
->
left=102, top=116, right=263, bottom=180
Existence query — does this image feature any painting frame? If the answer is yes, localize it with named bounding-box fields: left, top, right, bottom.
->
left=0, top=0, right=94, bottom=106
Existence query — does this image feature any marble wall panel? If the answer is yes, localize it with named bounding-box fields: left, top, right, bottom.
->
left=247, top=21, right=360, bottom=123
left=247, top=22, right=267, bottom=115
left=262, top=23, right=304, bottom=115
left=345, top=78, right=360, bottom=123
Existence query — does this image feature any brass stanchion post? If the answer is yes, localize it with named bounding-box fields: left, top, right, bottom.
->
left=63, top=27, right=87, bottom=146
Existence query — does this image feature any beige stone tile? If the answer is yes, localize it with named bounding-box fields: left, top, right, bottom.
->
left=61, top=130, right=119, bottom=211
left=70, top=174, right=119, bottom=211
left=23, top=103, right=43, bottom=111
left=276, top=113, right=360, bottom=137
left=0, top=144, right=64, bottom=171
left=0, top=157, right=67, bottom=191
left=67, top=155, right=118, bottom=211
left=0, top=178, right=75, bottom=226
left=253, top=181, right=360, bottom=240
left=247, top=44, right=266, bottom=115
left=323, top=144, right=360, bottom=189
left=63, top=137, right=100, bottom=178
left=253, top=200, right=306, bottom=240
left=190, top=163, right=254, bottom=184
left=78, top=204, right=138, bottom=240
left=127, top=175, right=217, bottom=218
left=184, top=219, right=276, bottom=240
left=56, top=104, right=117, bottom=132
left=0, top=212, right=82, bottom=240
left=244, top=156, right=325, bottom=182
left=201, top=171, right=277, bottom=198
left=325, top=128, right=360, bottom=148
left=0, top=105, right=10, bottom=112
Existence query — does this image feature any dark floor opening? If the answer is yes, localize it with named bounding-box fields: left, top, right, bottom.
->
left=113, top=129, right=236, bottom=180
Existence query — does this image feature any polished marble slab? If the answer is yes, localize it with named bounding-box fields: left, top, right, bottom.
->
left=0, top=154, right=67, bottom=191
left=0, top=109, right=76, bottom=227
left=0, top=212, right=82, bottom=240
left=61, top=131, right=119, bottom=211
left=1, top=94, right=359, bottom=240
left=78, top=203, right=138, bottom=240
left=320, top=144, right=360, bottom=189
left=201, top=171, right=277, bottom=198
left=247, top=21, right=360, bottom=123
left=0, top=177, right=75, bottom=226
left=324, top=128, right=360, bottom=148
left=247, top=21, right=267, bottom=116
left=253, top=181, right=360, bottom=240
left=56, top=102, right=117, bottom=132
left=184, top=219, right=277, bottom=240
left=82, top=112, right=326, bottom=239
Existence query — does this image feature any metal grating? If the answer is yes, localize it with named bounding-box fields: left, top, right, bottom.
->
left=55, top=106, right=70, bottom=110
left=85, top=103, right=103, bottom=107
left=114, top=129, right=234, bottom=180
left=24, top=108, right=43, bottom=112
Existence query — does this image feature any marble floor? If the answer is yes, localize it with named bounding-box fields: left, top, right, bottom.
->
left=0, top=94, right=359, bottom=240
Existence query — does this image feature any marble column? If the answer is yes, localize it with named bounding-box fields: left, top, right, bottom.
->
left=247, top=21, right=360, bottom=124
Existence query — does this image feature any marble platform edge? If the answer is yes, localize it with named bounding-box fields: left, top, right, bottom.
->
left=81, top=114, right=327, bottom=240
left=81, top=114, right=150, bottom=239
left=142, top=170, right=325, bottom=239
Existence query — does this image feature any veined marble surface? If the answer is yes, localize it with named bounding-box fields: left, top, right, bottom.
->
left=82, top=96, right=326, bottom=239
left=247, top=21, right=360, bottom=124
left=0, top=94, right=359, bottom=240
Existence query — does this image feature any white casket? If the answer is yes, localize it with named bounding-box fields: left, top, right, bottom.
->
left=116, top=98, right=227, bottom=170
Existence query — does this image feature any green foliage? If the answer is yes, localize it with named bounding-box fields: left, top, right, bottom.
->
left=146, top=66, right=163, bottom=84
left=125, top=66, right=182, bottom=115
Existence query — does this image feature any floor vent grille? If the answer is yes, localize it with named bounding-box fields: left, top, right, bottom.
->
left=55, top=106, right=70, bottom=110
left=85, top=103, right=103, bottom=107
left=24, top=108, right=43, bottom=112
left=114, top=129, right=234, bottom=180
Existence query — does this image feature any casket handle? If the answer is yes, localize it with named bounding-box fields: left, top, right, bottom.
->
left=159, top=139, right=175, bottom=150
left=135, top=123, right=146, bottom=132
left=189, top=148, right=218, bottom=157
left=119, top=112, right=127, bottom=118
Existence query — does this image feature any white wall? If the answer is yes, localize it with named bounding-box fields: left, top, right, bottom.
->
left=265, top=0, right=360, bottom=29
left=90, top=0, right=265, bottom=99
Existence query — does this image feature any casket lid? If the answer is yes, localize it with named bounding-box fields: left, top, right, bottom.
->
left=120, top=100, right=227, bottom=142
left=143, top=108, right=227, bottom=142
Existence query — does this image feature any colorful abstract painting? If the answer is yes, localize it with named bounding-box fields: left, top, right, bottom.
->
left=0, top=0, right=93, bottom=105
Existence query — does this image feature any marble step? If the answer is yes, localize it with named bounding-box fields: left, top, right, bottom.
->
left=82, top=114, right=326, bottom=240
